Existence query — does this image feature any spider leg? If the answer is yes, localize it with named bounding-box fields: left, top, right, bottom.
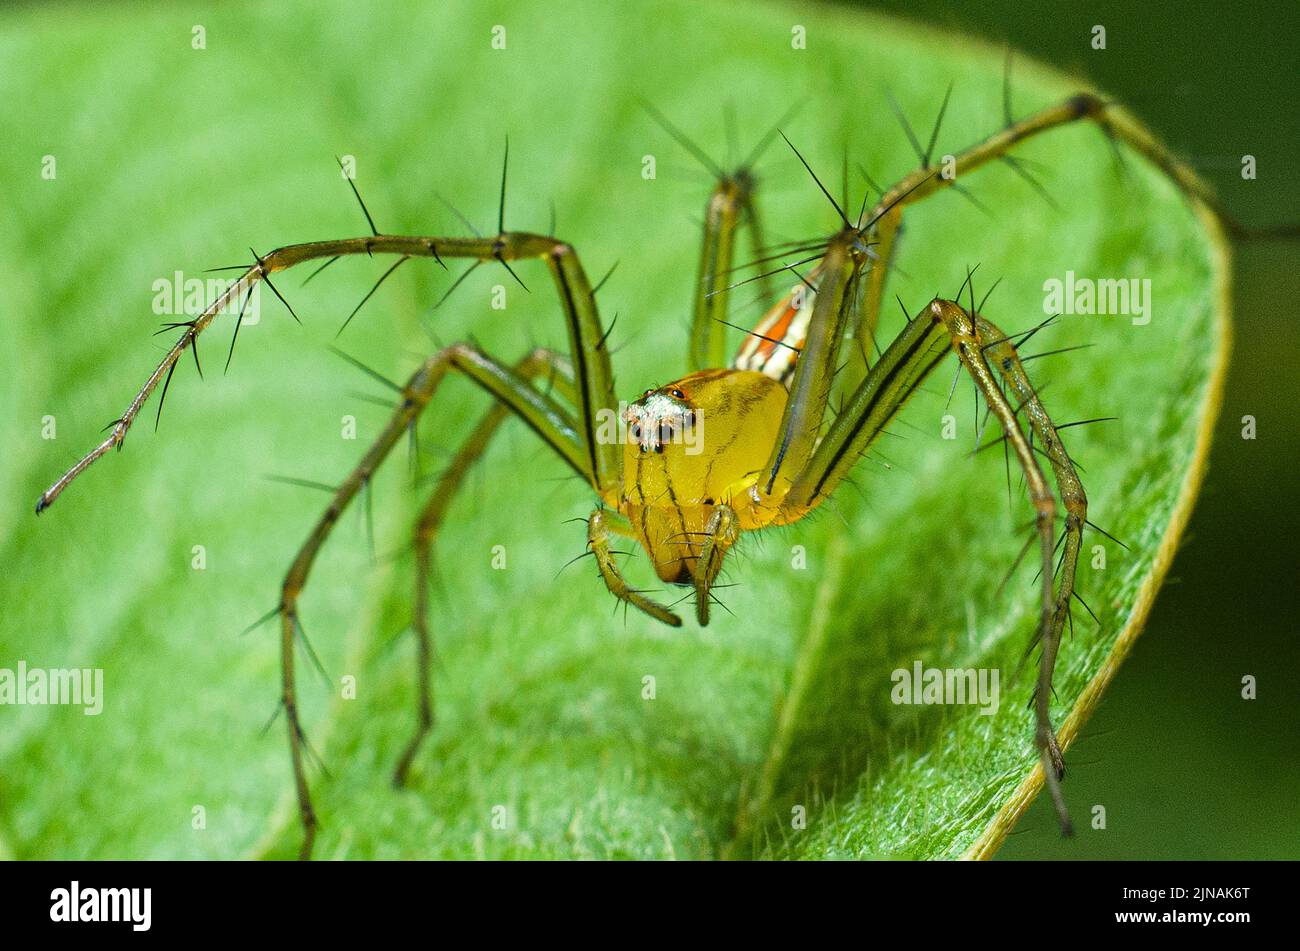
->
left=395, top=347, right=579, bottom=787
left=854, top=204, right=902, bottom=371
left=646, top=101, right=787, bottom=370
left=863, top=91, right=1236, bottom=239
left=688, top=170, right=772, bottom=369
left=691, top=503, right=740, bottom=626
left=279, top=342, right=589, bottom=859
left=587, top=508, right=682, bottom=627
left=36, top=230, right=622, bottom=511
left=782, top=298, right=1085, bottom=835
left=750, top=87, right=1244, bottom=407
left=978, top=313, right=1086, bottom=791
left=756, top=231, right=865, bottom=499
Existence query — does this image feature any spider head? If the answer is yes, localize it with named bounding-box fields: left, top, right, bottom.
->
left=620, top=369, right=785, bottom=486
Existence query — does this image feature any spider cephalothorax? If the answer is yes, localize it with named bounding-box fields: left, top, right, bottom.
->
left=36, top=85, right=1230, bottom=858
left=618, top=370, right=784, bottom=585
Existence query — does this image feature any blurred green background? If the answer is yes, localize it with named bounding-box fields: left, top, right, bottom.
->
left=859, top=0, right=1299, bottom=858
left=0, top=0, right=1293, bottom=859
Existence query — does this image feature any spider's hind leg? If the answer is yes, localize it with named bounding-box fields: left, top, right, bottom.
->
left=396, top=346, right=581, bottom=787
left=688, top=168, right=771, bottom=370
left=277, top=342, right=593, bottom=858
left=643, top=101, right=790, bottom=370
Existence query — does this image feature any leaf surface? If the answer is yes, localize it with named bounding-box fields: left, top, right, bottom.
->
left=0, top=0, right=1225, bottom=859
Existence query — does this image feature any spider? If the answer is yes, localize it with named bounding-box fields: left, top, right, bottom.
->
left=36, top=84, right=1232, bottom=860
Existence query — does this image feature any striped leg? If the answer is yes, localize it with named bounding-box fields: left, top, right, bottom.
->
left=860, top=92, right=1236, bottom=241
left=855, top=205, right=902, bottom=369
left=587, top=508, right=682, bottom=627
left=692, top=503, right=740, bottom=626
left=783, top=298, right=1086, bottom=833
left=279, top=342, right=590, bottom=859
left=640, top=105, right=782, bottom=371
left=37, top=231, right=622, bottom=511
left=395, top=347, right=578, bottom=787
left=755, top=233, right=865, bottom=499
left=730, top=85, right=1234, bottom=518
left=688, top=171, right=774, bottom=371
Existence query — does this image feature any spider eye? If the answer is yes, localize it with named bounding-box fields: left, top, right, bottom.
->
left=670, top=388, right=685, bottom=399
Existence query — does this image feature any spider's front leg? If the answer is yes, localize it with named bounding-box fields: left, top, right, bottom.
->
left=842, top=87, right=1259, bottom=378
left=274, top=227, right=634, bottom=855
left=778, top=296, right=1086, bottom=834
left=35, top=231, right=623, bottom=512
left=949, top=304, right=1088, bottom=804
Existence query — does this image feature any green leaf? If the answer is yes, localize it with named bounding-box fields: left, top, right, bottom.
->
left=0, top=0, right=1225, bottom=859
